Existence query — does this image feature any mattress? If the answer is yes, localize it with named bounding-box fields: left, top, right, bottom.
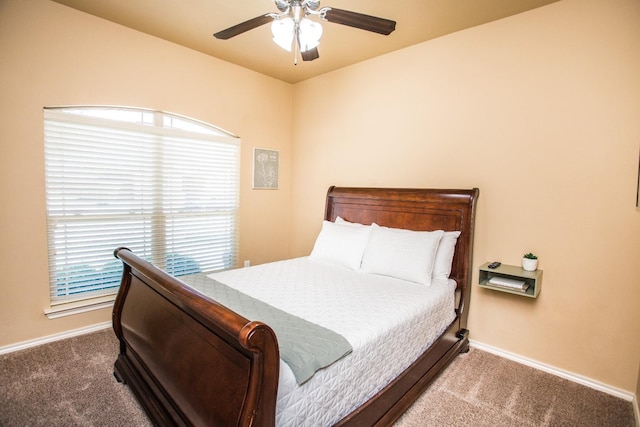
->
left=208, top=257, right=456, bottom=427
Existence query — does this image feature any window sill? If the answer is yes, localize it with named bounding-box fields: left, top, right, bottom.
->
left=44, top=295, right=116, bottom=319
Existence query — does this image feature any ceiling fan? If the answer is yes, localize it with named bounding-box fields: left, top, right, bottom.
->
left=214, top=0, right=396, bottom=64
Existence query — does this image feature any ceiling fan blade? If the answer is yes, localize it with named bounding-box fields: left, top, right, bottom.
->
left=214, top=14, right=273, bottom=40
left=323, top=8, right=396, bottom=35
left=301, top=47, right=319, bottom=61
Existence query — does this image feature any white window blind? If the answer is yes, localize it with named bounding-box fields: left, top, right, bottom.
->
left=44, top=107, right=240, bottom=306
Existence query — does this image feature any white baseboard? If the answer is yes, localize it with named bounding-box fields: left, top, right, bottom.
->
left=470, top=340, right=636, bottom=403
left=0, top=321, right=111, bottom=355
left=634, top=395, right=639, bottom=427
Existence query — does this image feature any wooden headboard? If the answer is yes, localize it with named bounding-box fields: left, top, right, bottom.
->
left=324, top=186, right=479, bottom=328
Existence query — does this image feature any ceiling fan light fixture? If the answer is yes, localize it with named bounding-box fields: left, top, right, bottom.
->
left=271, top=16, right=323, bottom=53
left=298, top=18, right=322, bottom=52
left=271, top=17, right=295, bottom=51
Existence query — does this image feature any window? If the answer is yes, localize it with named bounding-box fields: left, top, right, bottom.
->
left=43, top=107, right=240, bottom=312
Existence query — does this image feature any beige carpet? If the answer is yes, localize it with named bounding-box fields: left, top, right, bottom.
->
left=395, top=348, right=636, bottom=427
left=1, top=329, right=151, bottom=427
left=0, top=329, right=635, bottom=426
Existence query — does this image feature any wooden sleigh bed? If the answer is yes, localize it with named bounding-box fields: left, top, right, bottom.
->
left=112, top=186, right=479, bottom=426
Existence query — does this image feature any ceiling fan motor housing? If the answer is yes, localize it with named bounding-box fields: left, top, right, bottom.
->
left=275, top=1, right=322, bottom=14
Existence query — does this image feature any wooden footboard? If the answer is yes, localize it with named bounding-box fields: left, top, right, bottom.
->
left=112, top=247, right=280, bottom=427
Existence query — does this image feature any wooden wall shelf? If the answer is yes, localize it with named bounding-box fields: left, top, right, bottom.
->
left=478, top=262, right=542, bottom=298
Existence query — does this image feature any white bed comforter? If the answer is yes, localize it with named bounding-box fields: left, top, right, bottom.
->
left=209, top=257, right=456, bottom=427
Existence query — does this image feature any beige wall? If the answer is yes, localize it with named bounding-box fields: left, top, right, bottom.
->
left=0, top=0, right=293, bottom=346
left=1, top=0, right=639, bottom=399
left=290, top=0, right=640, bottom=393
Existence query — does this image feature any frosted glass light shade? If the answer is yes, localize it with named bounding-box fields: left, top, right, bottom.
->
left=271, top=17, right=294, bottom=51
left=298, top=18, right=322, bottom=52
left=271, top=17, right=323, bottom=53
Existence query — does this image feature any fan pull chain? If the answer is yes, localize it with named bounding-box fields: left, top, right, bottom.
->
left=294, top=27, right=300, bottom=65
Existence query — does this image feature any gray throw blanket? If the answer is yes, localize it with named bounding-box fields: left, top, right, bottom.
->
left=180, top=273, right=352, bottom=384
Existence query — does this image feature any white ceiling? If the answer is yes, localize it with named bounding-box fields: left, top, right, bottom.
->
left=51, top=0, right=560, bottom=84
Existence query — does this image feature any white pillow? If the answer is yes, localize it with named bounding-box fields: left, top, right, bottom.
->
left=432, top=231, right=461, bottom=281
left=309, top=220, right=371, bottom=271
left=360, top=224, right=444, bottom=286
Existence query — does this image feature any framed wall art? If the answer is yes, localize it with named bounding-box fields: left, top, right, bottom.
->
left=253, top=148, right=279, bottom=189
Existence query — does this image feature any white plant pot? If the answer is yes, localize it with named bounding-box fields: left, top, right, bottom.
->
left=522, top=258, right=538, bottom=271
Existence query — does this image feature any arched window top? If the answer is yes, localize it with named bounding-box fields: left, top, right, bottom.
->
left=45, top=106, right=238, bottom=139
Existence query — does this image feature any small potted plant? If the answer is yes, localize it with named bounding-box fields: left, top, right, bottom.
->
left=522, top=252, right=538, bottom=271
